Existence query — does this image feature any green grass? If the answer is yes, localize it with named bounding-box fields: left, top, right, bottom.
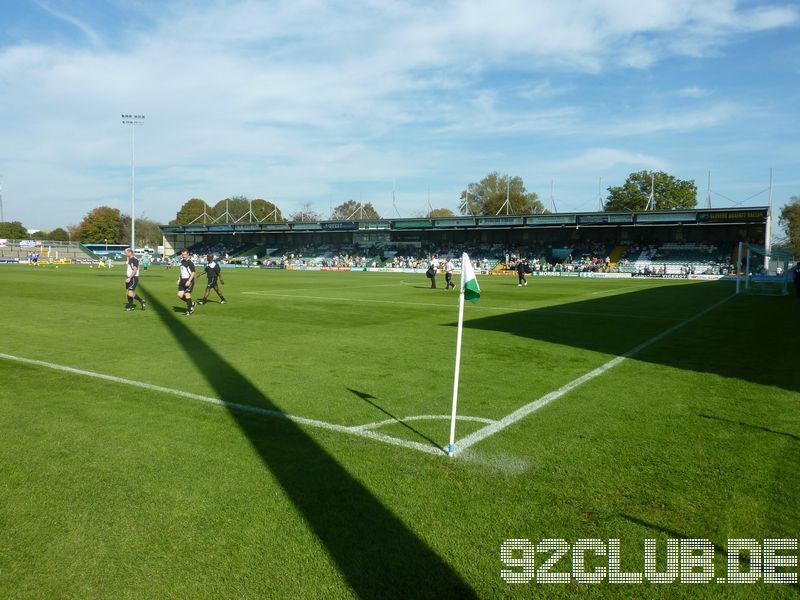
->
left=1, top=264, right=798, bottom=598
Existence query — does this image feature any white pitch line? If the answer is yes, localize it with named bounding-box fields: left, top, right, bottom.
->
left=0, top=352, right=445, bottom=456
left=354, top=414, right=497, bottom=431
left=590, top=287, right=629, bottom=295
left=451, top=293, right=736, bottom=455
left=248, top=282, right=404, bottom=293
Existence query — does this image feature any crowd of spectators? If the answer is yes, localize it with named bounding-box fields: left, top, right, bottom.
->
left=172, top=239, right=737, bottom=277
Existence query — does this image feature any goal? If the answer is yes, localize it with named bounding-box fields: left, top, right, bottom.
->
left=736, top=242, right=793, bottom=296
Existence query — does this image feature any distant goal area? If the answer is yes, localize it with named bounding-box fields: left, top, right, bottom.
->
left=736, top=242, right=795, bottom=296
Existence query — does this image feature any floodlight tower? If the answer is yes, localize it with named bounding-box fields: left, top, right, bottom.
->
left=122, top=114, right=145, bottom=249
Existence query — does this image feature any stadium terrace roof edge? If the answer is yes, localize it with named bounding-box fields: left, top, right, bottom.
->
left=160, top=206, right=769, bottom=235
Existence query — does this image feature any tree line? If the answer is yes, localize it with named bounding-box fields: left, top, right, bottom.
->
left=147, top=171, right=700, bottom=228
left=2, top=171, right=797, bottom=252
left=0, top=207, right=163, bottom=247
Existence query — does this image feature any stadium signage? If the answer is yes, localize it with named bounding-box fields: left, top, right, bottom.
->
left=578, top=214, right=633, bottom=225
left=0, top=257, right=20, bottom=263
left=360, top=221, right=391, bottom=230
left=0, top=238, right=7, bottom=247
left=478, top=216, right=524, bottom=226
left=184, top=226, right=208, bottom=233
left=19, top=239, right=37, bottom=247
left=292, top=222, right=322, bottom=230
left=207, top=225, right=234, bottom=232
left=434, top=218, right=476, bottom=228
left=696, top=210, right=766, bottom=223
left=262, top=223, right=290, bottom=230
left=500, top=538, right=798, bottom=585
left=636, top=212, right=696, bottom=223
left=321, top=221, right=357, bottom=230
left=526, top=215, right=576, bottom=225
left=579, top=272, right=631, bottom=278
left=632, top=273, right=689, bottom=279
left=236, top=224, right=262, bottom=231
left=393, top=219, right=434, bottom=229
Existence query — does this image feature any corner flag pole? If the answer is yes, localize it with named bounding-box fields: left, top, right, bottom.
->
left=448, top=283, right=466, bottom=456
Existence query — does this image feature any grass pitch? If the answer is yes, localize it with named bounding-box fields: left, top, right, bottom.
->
left=1, top=264, right=798, bottom=598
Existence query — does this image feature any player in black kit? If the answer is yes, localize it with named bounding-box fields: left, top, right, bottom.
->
left=123, top=247, right=146, bottom=311
left=197, top=254, right=227, bottom=305
left=177, top=249, right=196, bottom=316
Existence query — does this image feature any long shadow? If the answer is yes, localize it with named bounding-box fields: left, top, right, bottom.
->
left=699, top=413, right=800, bottom=442
left=142, top=287, right=476, bottom=598
left=348, top=388, right=441, bottom=448
left=620, top=512, right=800, bottom=592
left=457, top=280, right=800, bottom=393
left=620, top=513, right=746, bottom=566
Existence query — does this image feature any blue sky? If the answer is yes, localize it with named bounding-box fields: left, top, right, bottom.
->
left=1, top=0, right=798, bottom=231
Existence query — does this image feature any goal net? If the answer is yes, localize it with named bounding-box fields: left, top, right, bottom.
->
left=736, top=242, right=793, bottom=296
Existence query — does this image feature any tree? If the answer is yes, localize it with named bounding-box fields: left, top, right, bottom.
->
left=0, top=221, right=29, bottom=238
left=427, top=208, right=455, bottom=218
left=459, top=173, right=544, bottom=215
left=289, top=203, right=321, bottom=222
left=171, top=198, right=213, bottom=225
left=211, top=196, right=249, bottom=222
left=78, top=206, right=122, bottom=244
left=49, top=228, right=69, bottom=241
left=779, top=196, right=800, bottom=258
left=119, top=215, right=163, bottom=247
left=251, top=199, right=284, bottom=222
left=331, top=200, right=380, bottom=220
left=604, top=170, right=697, bottom=212
left=66, top=224, right=81, bottom=242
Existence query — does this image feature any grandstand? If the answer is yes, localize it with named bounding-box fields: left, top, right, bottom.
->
left=0, top=239, right=96, bottom=262
left=160, top=207, right=776, bottom=277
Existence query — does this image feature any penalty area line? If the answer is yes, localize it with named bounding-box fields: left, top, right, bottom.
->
left=0, top=352, right=445, bottom=456
left=451, top=293, right=737, bottom=455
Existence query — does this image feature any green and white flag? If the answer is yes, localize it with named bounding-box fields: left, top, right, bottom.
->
left=460, top=253, right=481, bottom=303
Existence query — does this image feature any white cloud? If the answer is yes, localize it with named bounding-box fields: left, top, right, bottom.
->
left=544, top=148, right=669, bottom=173
left=0, top=0, right=797, bottom=226
left=32, top=1, right=103, bottom=46
left=675, top=87, right=711, bottom=98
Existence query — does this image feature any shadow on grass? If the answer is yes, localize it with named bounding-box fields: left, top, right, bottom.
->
left=348, top=388, right=441, bottom=448
left=699, top=413, right=800, bottom=442
left=142, top=287, right=476, bottom=598
left=456, top=280, right=800, bottom=393
left=624, top=513, right=798, bottom=590
left=620, top=513, right=733, bottom=558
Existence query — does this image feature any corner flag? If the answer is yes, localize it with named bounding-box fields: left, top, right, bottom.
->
left=460, top=253, right=481, bottom=303
left=447, top=253, right=480, bottom=456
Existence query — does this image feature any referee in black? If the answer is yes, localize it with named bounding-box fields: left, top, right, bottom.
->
left=197, top=254, right=227, bottom=305
left=123, top=247, right=146, bottom=311
left=516, top=259, right=528, bottom=287
left=177, top=249, right=196, bottom=316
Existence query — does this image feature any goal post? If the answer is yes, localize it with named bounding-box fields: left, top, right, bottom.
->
left=736, top=242, right=793, bottom=296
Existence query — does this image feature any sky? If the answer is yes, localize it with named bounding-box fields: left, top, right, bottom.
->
left=0, top=0, right=799, bottom=231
